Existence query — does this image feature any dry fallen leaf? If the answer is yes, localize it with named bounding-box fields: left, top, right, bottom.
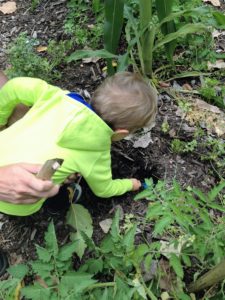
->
left=36, top=45, right=48, bottom=52
left=203, top=0, right=220, bottom=7
left=0, top=1, right=17, bottom=14
left=99, top=218, right=112, bottom=233
left=208, top=60, right=225, bottom=70
left=185, top=98, right=225, bottom=137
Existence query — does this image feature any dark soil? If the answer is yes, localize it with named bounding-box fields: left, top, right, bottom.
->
left=0, top=0, right=224, bottom=282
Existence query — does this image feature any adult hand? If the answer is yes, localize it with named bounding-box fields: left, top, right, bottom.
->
left=0, top=163, right=60, bottom=204
left=130, top=178, right=142, bottom=191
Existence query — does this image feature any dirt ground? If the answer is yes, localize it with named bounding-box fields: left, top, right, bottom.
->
left=0, top=0, right=224, bottom=276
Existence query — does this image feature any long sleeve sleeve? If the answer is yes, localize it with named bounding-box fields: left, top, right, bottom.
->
left=84, top=151, right=133, bottom=198
left=0, top=77, right=50, bottom=126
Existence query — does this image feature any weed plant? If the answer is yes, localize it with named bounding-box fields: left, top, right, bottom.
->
left=6, top=33, right=72, bottom=82
left=64, top=0, right=103, bottom=49
left=1, top=180, right=224, bottom=299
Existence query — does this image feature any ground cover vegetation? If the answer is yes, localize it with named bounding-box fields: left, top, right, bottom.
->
left=0, top=0, right=225, bottom=299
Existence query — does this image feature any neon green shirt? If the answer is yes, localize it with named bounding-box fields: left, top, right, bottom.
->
left=0, top=77, right=132, bottom=216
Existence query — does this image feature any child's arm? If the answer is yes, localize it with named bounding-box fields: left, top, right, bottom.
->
left=84, top=154, right=141, bottom=198
left=0, top=77, right=57, bottom=126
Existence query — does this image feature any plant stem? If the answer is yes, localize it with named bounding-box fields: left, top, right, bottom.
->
left=188, top=259, right=225, bottom=293
left=86, top=282, right=115, bottom=291
left=139, top=0, right=154, bottom=77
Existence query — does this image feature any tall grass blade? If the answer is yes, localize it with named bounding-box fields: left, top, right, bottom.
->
left=104, top=0, right=125, bottom=75
left=155, top=0, right=176, bottom=62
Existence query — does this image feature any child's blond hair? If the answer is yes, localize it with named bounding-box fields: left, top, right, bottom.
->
left=91, top=72, right=157, bottom=133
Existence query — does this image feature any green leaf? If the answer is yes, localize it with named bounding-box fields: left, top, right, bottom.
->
left=207, top=181, right=225, bottom=201
left=7, top=264, right=29, bottom=280
left=134, top=188, right=155, bottom=201
left=213, top=11, right=225, bottom=26
left=153, top=215, right=173, bottom=236
left=110, top=209, right=121, bottom=241
left=22, top=283, right=52, bottom=300
left=132, top=278, right=147, bottom=300
left=155, top=0, right=176, bottom=62
left=86, top=258, right=103, bottom=274
left=0, top=278, right=20, bottom=299
left=66, top=49, right=117, bottom=62
left=66, top=204, right=93, bottom=259
left=57, top=240, right=80, bottom=262
left=169, top=253, right=184, bottom=279
left=104, top=0, right=124, bottom=54
left=59, top=272, right=96, bottom=296
left=80, top=231, right=98, bottom=253
left=146, top=203, right=164, bottom=220
left=154, top=23, right=207, bottom=50
left=35, top=245, right=52, bottom=262
left=104, top=0, right=124, bottom=74
left=30, top=262, right=54, bottom=279
left=44, top=220, right=58, bottom=257
left=122, top=224, right=137, bottom=251
left=100, top=234, right=116, bottom=253
left=181, top=254, right=192, bottom=267
left=134, top=244, right=149, bottom=264
left=115, top=275, right=135, bottom=300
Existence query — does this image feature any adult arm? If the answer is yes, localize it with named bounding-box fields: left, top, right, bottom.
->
left=0, top=163, right=60, bottom=204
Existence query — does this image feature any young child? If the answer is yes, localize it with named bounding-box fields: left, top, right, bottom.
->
left=0, top=72, right=157, bottom=216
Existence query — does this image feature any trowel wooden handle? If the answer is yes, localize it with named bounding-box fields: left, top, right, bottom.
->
left=36, top=158, right=64, bottom=180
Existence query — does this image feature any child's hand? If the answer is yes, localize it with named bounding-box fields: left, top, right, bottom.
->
left=131, top=178, right=141, bottom=191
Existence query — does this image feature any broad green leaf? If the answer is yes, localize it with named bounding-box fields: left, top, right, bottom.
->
left=80, top=231, right=97, bottom=252
left=169, top=253, right=184, bottom=279
left=66, top=49, right=117, bottom=62
left=44, top=220, right=58, bottom=257
left=104, top=0, right=124, bottom=74
left=86, top=258, right=103, bottom=274
left=110, top=209, right=121, bottom=241
left=57, top=240, right=80, bottom=262
left=146, top=203, right=164, bottom=220
left=154, top=23, right=207, bottom=50
left=59, top=272, right=96, bottom=296
left=0, top=278, right=20, bottom=299
left=22, top=283, right=51, bottom=300
left=35, top=245, right=52, bottom=262
left=7, top=264, right=29, bottom=280
left=181, top=254, right=192, bottom=267
left=104, top=0, right=124, bottom=53
left=100, top=234, right=117, bottom=253
left=117, top=53, right=129, bottom=72
left=153, top=215, right=173, bottom=236
left=66, top=204, right=93, bottom=259
left=122, top=224, right=137, bottom=251
left=213, top=11, right=225, bottom=26
left=30, top=261, right=54, bottom=279
left=115, top=275, right=135, bottom=300
left=134, top=244, right=149, bottom=263
left=132, top=278, right=147, bottom=300
left=134, top=188, right=156, bottom=201
left=155, top=0, right=176, bottom=62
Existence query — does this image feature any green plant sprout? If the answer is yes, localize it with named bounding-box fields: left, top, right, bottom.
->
left=171, top=138, right=197, bottom=154
left=6, top=33, right=72, bottom=82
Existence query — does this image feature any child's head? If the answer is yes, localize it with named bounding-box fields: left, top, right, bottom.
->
left=91, top=72, right=157, bottom=134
